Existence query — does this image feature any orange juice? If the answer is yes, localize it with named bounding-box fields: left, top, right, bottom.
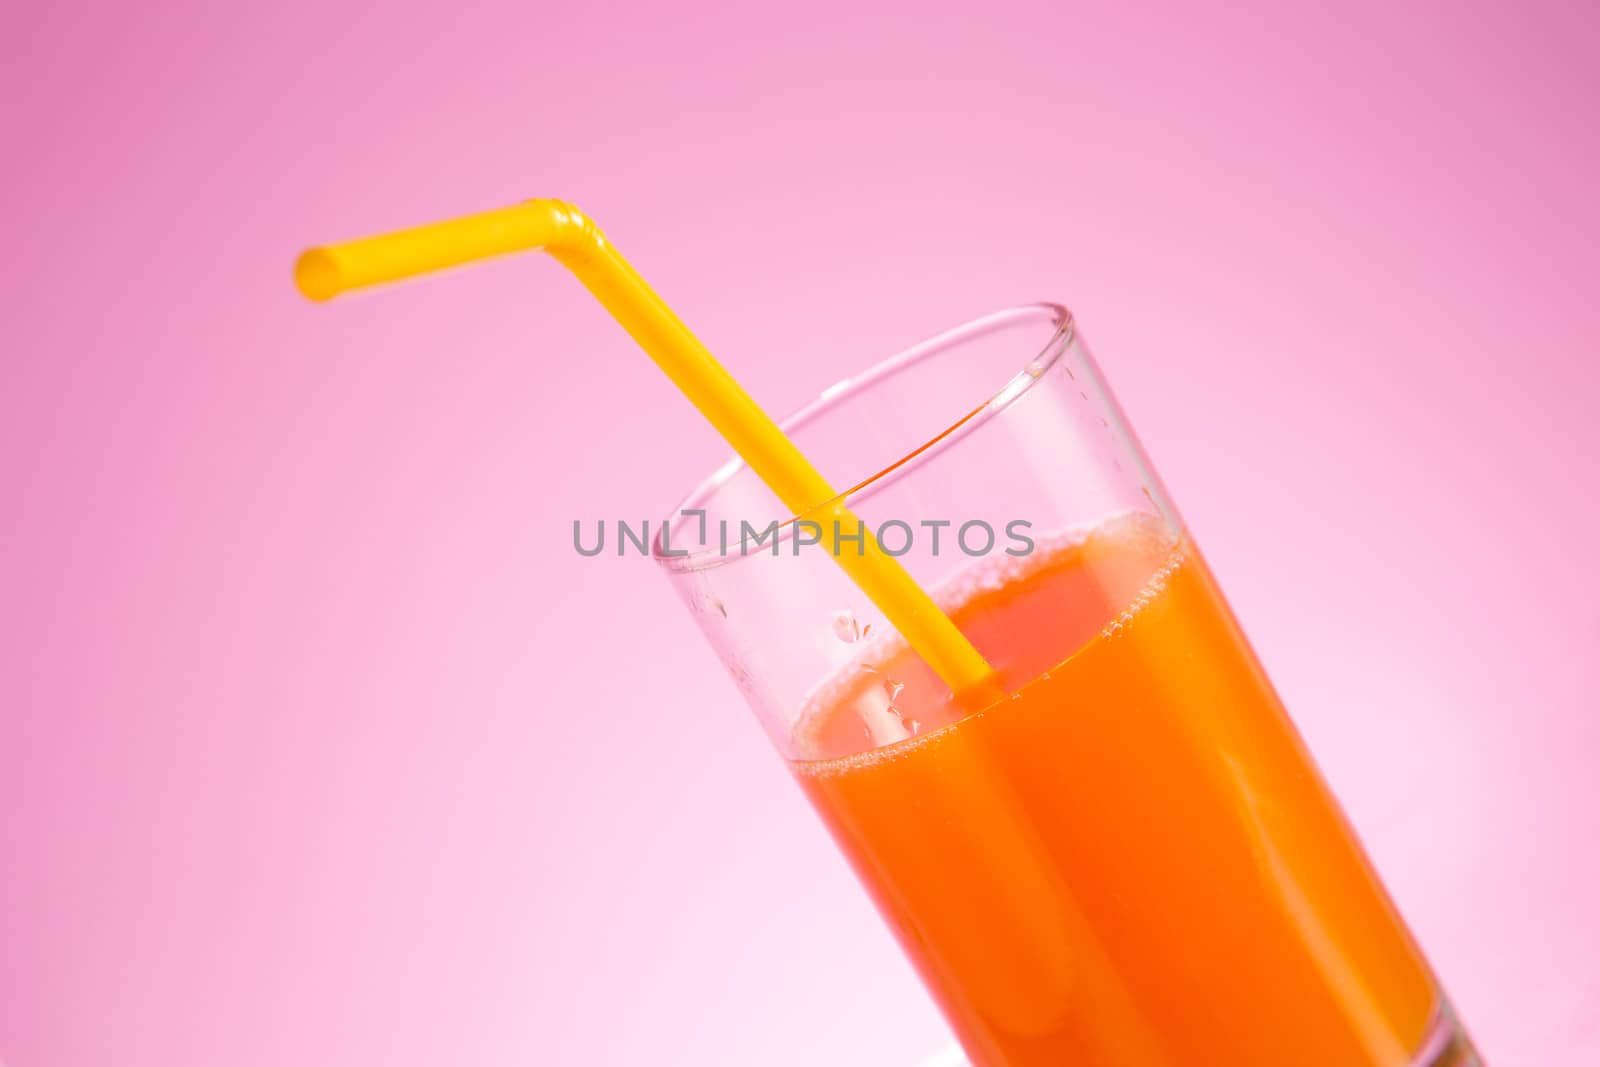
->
left=793, top=514, right=1439, bottom=1066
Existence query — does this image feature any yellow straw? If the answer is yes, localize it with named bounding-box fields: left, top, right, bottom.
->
left=295, top=199, right=998, bottom=702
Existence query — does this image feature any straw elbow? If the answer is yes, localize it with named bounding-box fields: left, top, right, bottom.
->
left=535, top=199, right=610, bottom=265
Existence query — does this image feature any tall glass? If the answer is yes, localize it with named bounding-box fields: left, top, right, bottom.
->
left=651, top=305, right=1478, bottom=1066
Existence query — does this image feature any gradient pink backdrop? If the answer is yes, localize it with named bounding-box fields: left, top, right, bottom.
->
left=3, top=1, right=1596, bottom=1063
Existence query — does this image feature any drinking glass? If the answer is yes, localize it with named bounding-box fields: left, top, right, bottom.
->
left=651, top=304, right=1479, bottom=1067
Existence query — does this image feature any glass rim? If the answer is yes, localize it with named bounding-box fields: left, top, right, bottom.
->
left=651, top=302, right=1076, bottom=573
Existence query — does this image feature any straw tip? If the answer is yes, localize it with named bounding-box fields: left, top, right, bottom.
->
left=294, top=247, right=343, bottom=302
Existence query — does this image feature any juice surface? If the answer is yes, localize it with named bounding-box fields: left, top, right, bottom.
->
left=791, top=513, right=1438, bottom=1066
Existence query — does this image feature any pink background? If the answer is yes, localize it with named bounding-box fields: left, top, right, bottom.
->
left=3, top=1, right=1596, bottom=1063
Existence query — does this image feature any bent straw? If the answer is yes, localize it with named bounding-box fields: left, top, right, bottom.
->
left=295, top=199, right=998, bottom=702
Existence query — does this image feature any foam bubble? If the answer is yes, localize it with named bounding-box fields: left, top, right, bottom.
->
left=791, top=712, right=975, bottom=778
left=1101, top=549, right=1184, bottom=639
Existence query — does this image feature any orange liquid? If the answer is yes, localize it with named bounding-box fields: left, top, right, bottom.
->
left=792, top=515, right=1438, bottom=1066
